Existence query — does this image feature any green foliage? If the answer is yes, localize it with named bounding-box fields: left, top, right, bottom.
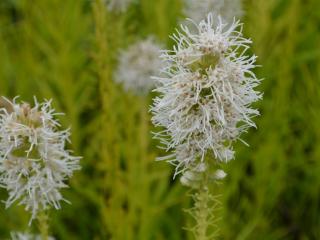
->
left=0, top=0, right=319, bottom=239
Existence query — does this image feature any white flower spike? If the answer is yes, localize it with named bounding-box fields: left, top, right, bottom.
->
left=115, top=37, right=164, bottom=95
left=0, top=97, right=81, bottom=221
left=10, top=232, right=55, bottom=240
left=185, top=0, right=243, bottom=23
left=151, top=13, right=262, bottom=176
left=105, top=0, right=133, bottom=13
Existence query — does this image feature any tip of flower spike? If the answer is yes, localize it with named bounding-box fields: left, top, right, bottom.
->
left=151, top=11, right=262, bottom=177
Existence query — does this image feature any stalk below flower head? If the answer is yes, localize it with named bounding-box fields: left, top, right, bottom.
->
left=115, top=37, right=164, bottom=95
left=151, top=13, right=262, bottom=176
left=184, top=0, right=243, bottom=23
left=0, top=97, right=81, bottom=221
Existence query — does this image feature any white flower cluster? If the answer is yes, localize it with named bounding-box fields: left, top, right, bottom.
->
left=0, top=97, right=81, bottom=221
left=151, top=13, right=261, bottom=176
left=184, top=0, right=243, bottom=23
left=105, top=0, right=133, bottom=13
left=115, top=37, right=163, bottom=95
left=10, top=232, right=55, bottom=240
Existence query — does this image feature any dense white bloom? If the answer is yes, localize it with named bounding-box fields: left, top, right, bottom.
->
left=10, top=232, right=55, bottom=240
left=105, top=0, right=133, bottom=13
left=151, top=13, right=261, bottom=175
left=115, top=37, right=164, bottom=95
left=184, top=0, right=243, bottom=23
left=0, top=97, right=81, bottom=221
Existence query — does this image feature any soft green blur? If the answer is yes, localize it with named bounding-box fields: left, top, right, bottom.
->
left=0, top=0, right=319, bottom=239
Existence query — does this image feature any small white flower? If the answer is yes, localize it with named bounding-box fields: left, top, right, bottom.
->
left=115, top=37, right=164, bottom=95
left=180, top=163, right=226, bottom=188
left=0, top=97, right=81, bottom=221
left=10, top=232, right=55, bottom=240
left=184, top=0, right=243, bottom=23
left=151, top=13, right=261, bottom=175
left=180, top=170, right=202, bottom=188
left=213, top=169, right=227, bottom=180
left=105, top=0, right=133, bottom=13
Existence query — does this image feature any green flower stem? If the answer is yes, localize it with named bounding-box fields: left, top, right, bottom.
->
left=191, top=173, right=220, bottom=240
left=37, top=211, right=49, bottom=240
left=195, top=189, right=211, bottom=239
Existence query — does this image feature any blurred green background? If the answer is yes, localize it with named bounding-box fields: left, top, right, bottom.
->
left=0, top=0, right=319, bottom=239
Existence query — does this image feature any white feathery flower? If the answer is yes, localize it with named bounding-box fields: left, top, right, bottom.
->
left=105, top=0, right=133, bottom=13
left=10, top=232, right=55, bottom=240
left=151, top=13, right=261, bottom=175
left=0, top=97, right=81, bottom=221
left=115, top=37, right=164, bottom=95
left=184, top=0, right=243, bottom=23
